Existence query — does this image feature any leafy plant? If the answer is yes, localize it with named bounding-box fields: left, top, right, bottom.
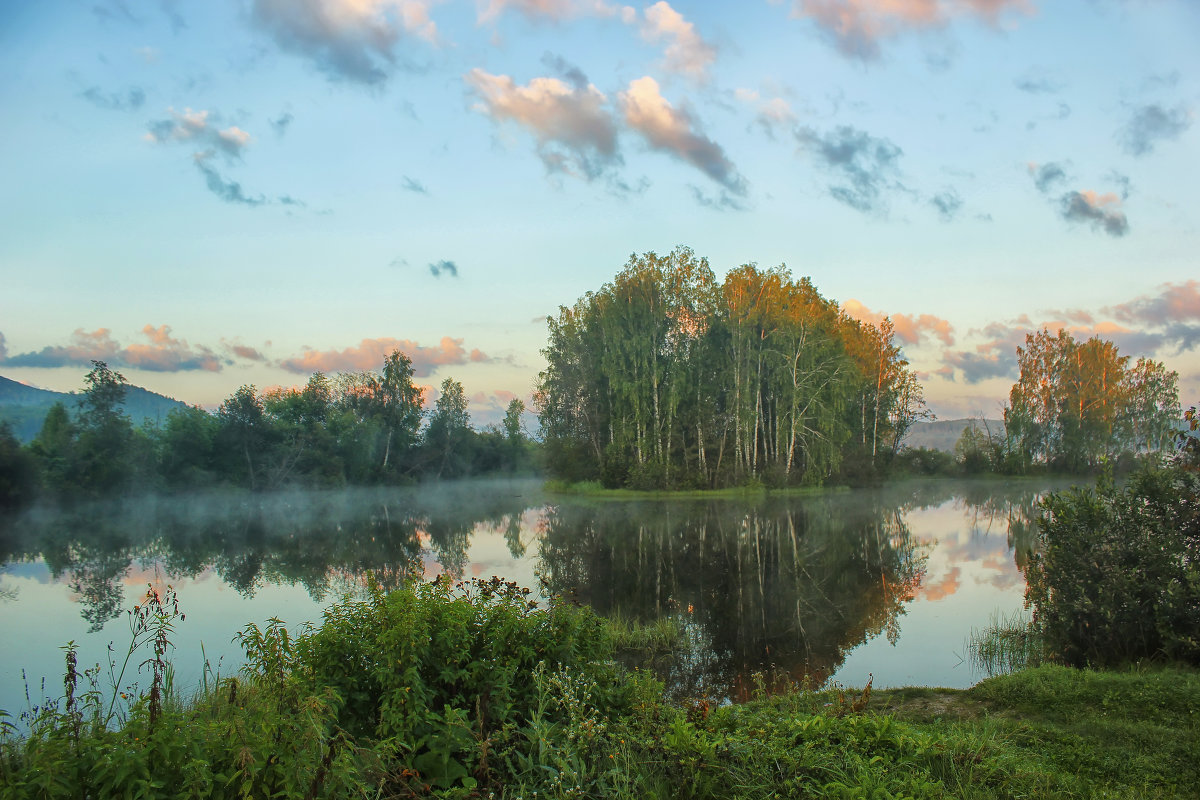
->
left=1026, top=465, right=1200, bottom=667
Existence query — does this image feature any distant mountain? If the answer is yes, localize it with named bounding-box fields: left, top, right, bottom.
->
left=0, top=375, right=63, bottom=406
left=0, top=375, right=187, bottom=442
left=901, top=418, right=1005, bottom=453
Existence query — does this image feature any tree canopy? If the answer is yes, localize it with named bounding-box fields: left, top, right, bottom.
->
left=1004, top=329, right=1180, bottom=471
left=535, top=247, right=927, bottom=489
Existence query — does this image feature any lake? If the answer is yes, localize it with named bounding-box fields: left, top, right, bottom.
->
left=0, top=477, right=1068, bottom=717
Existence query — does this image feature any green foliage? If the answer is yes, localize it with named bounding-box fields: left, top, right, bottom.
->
left=0, top=421, right=38, bottom=510
left=4, top=580, right=1199, bottom=799
left=11, top=352, right=539, bottom=502
left=70, top=362, right=137, bottom=495
left=291, top=577, right=619, bottom=739
left=1004, top=329, right=1180, bottom=472
left=158, top=405, right=219, bottom=488
left=954, top=420, right=1001, bottom=474
left=1026, top=465, right=1200, bottom=667
left=892, top=446, right=957, bottom=476
left=536, top=248, right=928, bottom=491
left=423, top=378, right=472, bottom=479
left=1177, top=406, right=1200, bottom=469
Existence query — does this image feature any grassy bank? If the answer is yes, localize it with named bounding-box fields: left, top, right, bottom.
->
left=3, top=579, right=1197, bottom=799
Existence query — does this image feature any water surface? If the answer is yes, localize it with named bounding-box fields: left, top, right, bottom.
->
left=0, top=477, right=1062, bottom=715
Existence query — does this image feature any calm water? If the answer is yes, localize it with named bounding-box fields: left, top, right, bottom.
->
left=0, top=477, right=1065, bottom=715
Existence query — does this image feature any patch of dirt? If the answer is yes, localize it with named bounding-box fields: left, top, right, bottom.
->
left=871, top=689, right=983, bottom=722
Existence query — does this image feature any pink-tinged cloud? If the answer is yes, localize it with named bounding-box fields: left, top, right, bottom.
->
left=791, top=0, right=1033, bottom=60
left=1, top=325, right=224, bottom=372
left=843, top=299, right=955, bottom=346
left=122, top=325, right=222, bottom=372
left=2, top=328, right=121, bottom=369
left=618, top=76, right=746, bottom=194
left=470, top=388, right=518, bottom=407
left=418, top=383, right=436, bottom=409
left=734, top=88, right=796, bottom=137
left=937, top=294, right=1194, bottom=384
left=476, top=0, right=623, bottom=23
left=1041, top=308, right=1094, bottom=325
left=279, top=336, right=492, bottom=376
left=1106, top=280, right=1200, bottom=351
left=638, top=2, right=716, bottom=81
left=222, top=340, right=268, bottom=362
left=468, top=388, right=530, bottom=426
left=465, top=69, right=619, bottom=179
left=251, top=0, right=439, bottom=87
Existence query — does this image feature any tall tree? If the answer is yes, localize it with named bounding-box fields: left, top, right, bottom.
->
left=29, top=402, right=75, bottom=492
left=424, top=378, right=471, bottom=479
left=376, top=351, right=424, bottom=475
left=73, top=361, right=135, bottom=493
left=217, top=385, right=267, bottom=489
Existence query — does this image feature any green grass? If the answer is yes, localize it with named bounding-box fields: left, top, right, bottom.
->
left=871, top=664, right=1200, bottom=798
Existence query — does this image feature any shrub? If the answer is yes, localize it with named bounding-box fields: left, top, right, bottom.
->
left=893, top=446, right=956, bottom=477
left=287, top=575, right=627, bottom=789
left=1027, top=466, right=1200, bottom=668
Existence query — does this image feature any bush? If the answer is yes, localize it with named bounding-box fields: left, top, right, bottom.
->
left=288, top=576, right=627, bottom=788
left=1027, top=466, right=1200, bottom=668
left=893, top=446, right=956, bottom=477
left=0, top=578, right=640, bottom=798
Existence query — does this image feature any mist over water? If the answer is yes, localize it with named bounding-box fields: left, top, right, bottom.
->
left=0, top=477, right=1066, bottom=715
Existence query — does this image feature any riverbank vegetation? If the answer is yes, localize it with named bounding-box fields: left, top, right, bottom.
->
left=3, top=569, right=1197, bottom=799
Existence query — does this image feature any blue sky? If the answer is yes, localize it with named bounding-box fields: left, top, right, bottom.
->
left=1, top=0, right=1197, bottom=423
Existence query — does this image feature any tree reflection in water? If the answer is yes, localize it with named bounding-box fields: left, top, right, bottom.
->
left=538, top=492, right=927, bottom=701
left=0, top=478, right=1052, bottom=699
left=0, top=481, right=540, bottom=632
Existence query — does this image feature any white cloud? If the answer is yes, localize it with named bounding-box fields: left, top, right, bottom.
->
left=476, top=0, right=622, bottom=23
left=791, top=0, right=1033, bottom=60
left=637, top=1, right=716, bottom=81
left=251, top=0, right=440, bottom=86
left=145, top=108, right=252, bottom=158
left=618, top=76, right=745, bottom=194
left=734, top=88, right=796, bottom=136
left=466, top=69, right=620, bottom=179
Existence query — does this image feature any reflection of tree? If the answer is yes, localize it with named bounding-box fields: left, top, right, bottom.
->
left=0, top=479, right=541, bottom=628
left=538, top=492, right=926, bottom=700
left=65, top=545, right=131, bottom=632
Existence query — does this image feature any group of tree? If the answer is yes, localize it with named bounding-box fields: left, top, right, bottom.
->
left=1003, top=328, right=1181, bottom=472
left=898, top=329, right=1182, bottom=477
left=0, top=354, right=535, bottom=506
left=536, top=247, right=929, bottom=489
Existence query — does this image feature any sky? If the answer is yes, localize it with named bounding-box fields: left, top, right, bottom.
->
left=1, top=0, right=1198, bottom=425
